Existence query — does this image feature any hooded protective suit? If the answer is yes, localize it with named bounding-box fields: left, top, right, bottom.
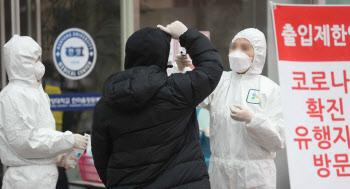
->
left=199, top=28, right=285, bottom=189
left=0, top=35, right=75, bottom=189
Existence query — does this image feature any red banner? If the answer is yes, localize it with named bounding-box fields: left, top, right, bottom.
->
left=273, top=5, right=350, bottom=61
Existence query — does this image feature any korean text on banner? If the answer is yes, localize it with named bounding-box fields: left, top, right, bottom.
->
left=271, top=3, right=350, bottom=189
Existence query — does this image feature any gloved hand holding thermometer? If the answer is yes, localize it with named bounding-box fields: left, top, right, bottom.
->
left=175, top=47, right=192, bottom=72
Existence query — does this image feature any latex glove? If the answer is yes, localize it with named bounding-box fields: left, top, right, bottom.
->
left=73, top=134, right=88, bottom=150
left=57, top=154, right=75, bottom=169
left=175, top=54, right=192, bottom=71
left=230, top=105, right=255, bottom=123
left=157, top=21, right=188, bottom=39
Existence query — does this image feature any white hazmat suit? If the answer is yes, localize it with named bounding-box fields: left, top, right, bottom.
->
left=0, top=35, right=75, bottom=189
left=199, top=28, right=285, bottom=189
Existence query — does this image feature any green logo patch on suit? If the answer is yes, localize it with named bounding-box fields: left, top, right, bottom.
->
left=246, top=89, right=260, bottom=104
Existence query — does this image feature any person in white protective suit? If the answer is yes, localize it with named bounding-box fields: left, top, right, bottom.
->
left=0, top=35, right=88, bottom=189
left=175, top=28, right=285, bottom=189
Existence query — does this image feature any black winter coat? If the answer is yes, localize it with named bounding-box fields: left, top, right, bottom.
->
left=92, top=28, right=223, bottom=189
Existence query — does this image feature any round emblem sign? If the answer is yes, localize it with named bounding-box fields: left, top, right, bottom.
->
left=53, top=28, right=97, bottom=80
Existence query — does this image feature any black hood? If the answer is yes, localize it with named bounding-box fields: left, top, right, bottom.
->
left=103, top=65, right=167, bottom=112
left=124, top=27, right=171, bottom=70
left=102, top=27, right=170, bottom=112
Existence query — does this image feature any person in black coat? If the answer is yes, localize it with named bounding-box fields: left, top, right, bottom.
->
left=92, top=21, right=223, bottom=189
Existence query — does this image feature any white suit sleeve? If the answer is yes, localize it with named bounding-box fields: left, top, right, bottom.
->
left=245, top=87, right=285, bottom=152
left=0, top=95, right=75, bottom=159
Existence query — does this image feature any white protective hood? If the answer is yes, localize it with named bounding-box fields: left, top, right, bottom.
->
left=231, top=28, right=267, bottom=75
left=4, top=35, right=41, bottom=85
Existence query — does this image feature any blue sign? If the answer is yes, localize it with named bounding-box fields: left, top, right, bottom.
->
left=53, top=28, right=97, bottom=80
left=49, top=93, right=102, bottom=111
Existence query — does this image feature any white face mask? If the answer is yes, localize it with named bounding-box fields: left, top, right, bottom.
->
left=34, top=61, right=45, bottom=81
left=228, top=51, right=253, bottom=73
